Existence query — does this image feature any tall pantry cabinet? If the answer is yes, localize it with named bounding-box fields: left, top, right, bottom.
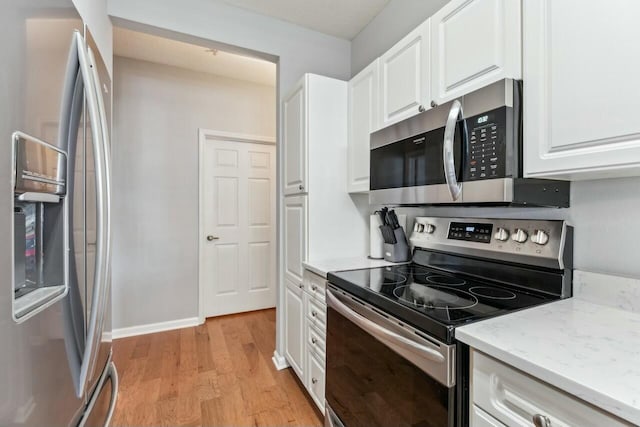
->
left=281, top=74, right=367, bottom=391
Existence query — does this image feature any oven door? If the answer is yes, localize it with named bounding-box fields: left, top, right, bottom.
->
left=325, top=287, right=457, bottom=427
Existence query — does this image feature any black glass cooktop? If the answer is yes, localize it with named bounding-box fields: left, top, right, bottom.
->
left=328, top=263, right=556, bottom=344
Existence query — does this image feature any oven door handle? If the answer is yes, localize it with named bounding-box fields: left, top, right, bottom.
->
left=443, top=99, right=463, bottom=201
left=327, top=290, right=445, bottom=363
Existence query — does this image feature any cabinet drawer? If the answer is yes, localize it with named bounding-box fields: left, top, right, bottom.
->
left=306, top=296, right=326, bottom=331
left=472, top=350, right=631, bottom=427
left=306, top=351, right=326, bottom=414
left=472, top=405, right=506, bottom=427
left=307, top=322, right=326, bottom=358
left=303, top=269, right=326, bottom=303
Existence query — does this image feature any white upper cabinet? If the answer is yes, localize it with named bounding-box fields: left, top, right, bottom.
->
left=523, top=0, right=640, bottom=179
left=430, top=0, right=521, bottom=105
left=283, top=82, right=307, bottom=195
left=347, top=59, right=379, bottom=193
left=379, top=20, right=431, bottom=128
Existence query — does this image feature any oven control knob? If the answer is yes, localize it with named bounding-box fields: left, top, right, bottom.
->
left=531, top=230, right=550, bottom=246
left=511, top=228, right=528, bottom=243
left=424, top=224, right=436, bottom=234
left=494, top=228, right=510, bottom=242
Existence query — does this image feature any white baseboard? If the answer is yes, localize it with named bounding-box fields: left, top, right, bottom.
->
left=112, top=317, right=200, bottom=339
left=272, top=350, right=289, bottom=370
left=13, top=397, right=35, bottom=424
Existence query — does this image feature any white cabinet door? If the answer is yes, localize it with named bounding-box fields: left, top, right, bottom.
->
left=348, top=60, right=379, bottom=193
left=379, top=20, right=431, bottom=128
left=283, top=195, right=307, bottom=285
left=524, top=0, right=640, bottom=179
left=283, top=81, right=307, bottom=195
left=431, top=0, right=521, bottom=105
left=284, top=278, right=305, bottom=378
left=306, top=350, right=326, bottom=414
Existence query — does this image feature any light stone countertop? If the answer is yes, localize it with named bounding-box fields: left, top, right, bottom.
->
left=302, top=257, right=405, bottom=279
left=456, top=270, right=640, bottom=425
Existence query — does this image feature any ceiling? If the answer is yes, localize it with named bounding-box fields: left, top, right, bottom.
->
left=221, top=0, right=390, bottom=40
left=113, top=27, right=276, bottom=86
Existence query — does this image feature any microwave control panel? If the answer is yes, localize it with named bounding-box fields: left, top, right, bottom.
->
left=465, top=107, right=507, bottom=181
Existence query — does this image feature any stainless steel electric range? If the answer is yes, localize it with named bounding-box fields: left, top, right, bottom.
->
left=325, top=217, right=573, bottom=427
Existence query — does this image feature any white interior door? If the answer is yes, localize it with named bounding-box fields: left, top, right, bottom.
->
left=201, top=136, right=276, bottom=318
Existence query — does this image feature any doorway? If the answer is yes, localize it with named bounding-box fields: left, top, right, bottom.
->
left=111, top=27, right=277, bottom=333
left=198, top=130, right=277, bottom=319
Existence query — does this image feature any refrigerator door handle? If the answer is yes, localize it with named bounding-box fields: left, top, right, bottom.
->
left=71, top=30, right=110, bottom=399
left=84, top=44, right=112, bottom=392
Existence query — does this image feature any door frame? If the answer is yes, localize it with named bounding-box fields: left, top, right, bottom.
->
left=198, top=128, right=276, bottom=324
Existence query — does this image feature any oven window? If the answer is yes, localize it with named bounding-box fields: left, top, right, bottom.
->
left=326, top=306, right=455, bottom=427
left=369, top=126, right=462, bottom=191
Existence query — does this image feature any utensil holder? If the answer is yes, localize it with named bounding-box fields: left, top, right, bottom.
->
left=383, top=227, right=411, bottom=262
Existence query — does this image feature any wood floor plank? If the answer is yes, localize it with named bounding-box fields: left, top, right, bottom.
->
left=112, top=308, right=322, bottom=427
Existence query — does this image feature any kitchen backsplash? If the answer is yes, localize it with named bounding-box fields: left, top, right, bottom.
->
left=380, top=176, right=640, bottom=280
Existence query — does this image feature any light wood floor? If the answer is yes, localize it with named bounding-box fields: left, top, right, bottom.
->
left=111, top=309, right=322, bottom=427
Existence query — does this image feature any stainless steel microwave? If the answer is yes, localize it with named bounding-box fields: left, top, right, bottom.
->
left=369, top=79, right=570, bottom=207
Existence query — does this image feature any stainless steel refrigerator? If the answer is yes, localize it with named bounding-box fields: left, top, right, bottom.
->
left=2, top=1, right=117, bottom=426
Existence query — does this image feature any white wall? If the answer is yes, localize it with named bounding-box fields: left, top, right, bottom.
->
left=350, top=0, right=449, bottom=76
left=111, top=56, right=276, bottom=329
left=72, top=0, right=113, bottom=74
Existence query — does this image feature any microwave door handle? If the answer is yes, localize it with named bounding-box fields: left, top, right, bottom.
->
left=443, top=100, right=463, bottom=201
left=327, top=290, right=445, bottom=363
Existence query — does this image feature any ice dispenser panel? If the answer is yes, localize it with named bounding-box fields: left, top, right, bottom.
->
left=12, top=132, right=68, bottom=321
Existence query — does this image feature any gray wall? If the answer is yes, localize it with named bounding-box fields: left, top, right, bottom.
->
left=395, top=176, right=640, bottom=279
left=351, top=0, right=449, bottom=76
left=108, top=0, right=352, bottom=96
left=111, top=57, right=276, bottom=329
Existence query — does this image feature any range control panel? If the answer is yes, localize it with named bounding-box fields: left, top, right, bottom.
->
left=448, top=222, right=493, bottom=244
left=409, top=217, right=573, bottom=270
left=465, top=107, right=507, bottom=181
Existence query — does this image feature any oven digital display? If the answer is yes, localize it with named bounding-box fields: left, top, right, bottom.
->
left=448, top=222, right=493, bottom=244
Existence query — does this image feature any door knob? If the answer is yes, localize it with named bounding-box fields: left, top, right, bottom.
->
left=206, top=235, right=219, bottom=241
left=418, top=104, right=426, bottom=113
left=298, top=184, right=305, bottom=191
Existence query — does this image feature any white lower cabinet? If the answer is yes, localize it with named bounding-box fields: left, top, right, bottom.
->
left=471, top=350, right=631, bottom=427
left=472, top=405, right=506, bottom=427
left=306, top=349, right=326, bottom=412
left=284, top=279, right=304, bottom=378
left=286, top=269, right=327, bottom=414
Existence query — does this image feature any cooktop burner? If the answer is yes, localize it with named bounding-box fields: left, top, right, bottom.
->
left=469, top=286, right=517, bottom=300
left=327, top=262, right=556, bottom=343
left=393, top=284, right=478, bottom=310
left=426, top=275, right=466, bottom=286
